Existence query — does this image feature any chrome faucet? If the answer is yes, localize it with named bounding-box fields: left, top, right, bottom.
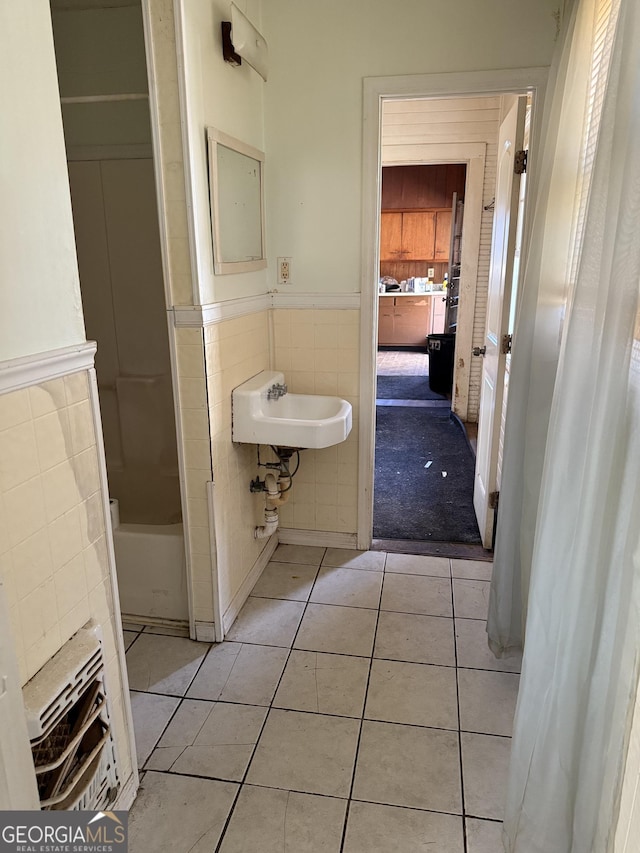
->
left=267, top=382, right=288, bottom=400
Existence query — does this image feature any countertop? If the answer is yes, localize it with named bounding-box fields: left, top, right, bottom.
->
left=379, top=289, right=445, bottom=297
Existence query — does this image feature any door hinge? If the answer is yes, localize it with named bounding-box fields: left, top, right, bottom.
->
left=501, top=333, right=513, bottom=355
left=489, top=490, right=500, bottom=509
left=514, top=149, right=528, bottom=175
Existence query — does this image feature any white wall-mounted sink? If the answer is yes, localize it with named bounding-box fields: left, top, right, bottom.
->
left=232, top=370, right=352, bottom=449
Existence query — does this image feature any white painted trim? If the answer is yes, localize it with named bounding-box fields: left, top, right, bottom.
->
left=173, top=0, right=202, bottom=306
left=381, top=142, right=486, bottom=422
left=207, top=127, right=267, bottom=276
left=271, top=292, right=361, bottom=310
left=0, top=342, right=96, bottom=395
left=221, top=536, right=279, bottom=634
left=87, top=368, right=140, bottom=800
left=366, top=67, right=549, bottom=101
left=277, top=528, right=358, bottom=549
left=358, top=68, right=549, bottom=551
left=206, top=480, right=224, bottom=643
left=172, top=295, right=271, bottom=327
left=172, top=292, right=359, bottom=327
left=195, top=622, right=217, bottom=643
left=114, top=771, right=138, bottom=811
left=166, top=319, right=197, bottom=638
left=141, top=0, right=175, bottom=312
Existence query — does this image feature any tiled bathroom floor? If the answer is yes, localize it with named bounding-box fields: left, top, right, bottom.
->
left=125, top=545, right=520, bottom=853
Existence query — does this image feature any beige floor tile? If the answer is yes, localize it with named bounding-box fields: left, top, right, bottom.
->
left=458, top=669, right=520, bottom=736
left=344, top=801, right=464, bottom=853
left=129, top=691, right=179, bottom=768
left=381, top=573, right=452, bottom=617
left=461, top=732, right=511, bottom=820
left=151, top=699, right=267, bottom=781
left=273, top=544, right=325, bottom=566
left=451, top=559, right=493, bottom=582
left=352, top=720, right=462, bottom=813
left=123, top=630, right=138, bottom=650
left=385, top=553, right=450, bottom=578
left=225, top=596, right=305, bottom=647
left=187, top=642, right=288, bottom=705
left=294, top=603, right=378, bottom=657
left=322, top=548, right=386, bottom=572
left=466, top=818, right=504, bottom=853
left=129, top=771, right=237, bottom=853
left=365, top=659, right=458, bottom=729
left=374, top=611, right=456, bottom=666
left=251, top=560, right=319, bottom=601
left=273, top=650, right=370, bottom=717
left=310, top=566, right=383, bottom=609
left=453, top=579, right=491, bottom=620
left=126, top=634, right=209, bottom=695
left=219, top=785, right=347, bottom=853
left=455, top=618, right=522, bottom=673
left=247, top=709, right=360, bottom=797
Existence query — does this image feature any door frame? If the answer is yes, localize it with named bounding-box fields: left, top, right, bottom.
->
left=357, top=68, right=548, bottom=550
left=380, top=143, right=487, bottom=423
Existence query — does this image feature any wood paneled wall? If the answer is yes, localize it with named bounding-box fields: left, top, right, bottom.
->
left=381, top=164, right=466, bottom=210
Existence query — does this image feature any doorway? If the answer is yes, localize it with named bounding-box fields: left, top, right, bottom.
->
left=373, top=162, right=482, bottom=551
left=50, top=0, right=189, bottom=626
left=358, top=71, right=545, bottom=553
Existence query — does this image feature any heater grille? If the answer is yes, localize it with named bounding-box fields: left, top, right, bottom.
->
left=23, top=621, right=120, bottom=810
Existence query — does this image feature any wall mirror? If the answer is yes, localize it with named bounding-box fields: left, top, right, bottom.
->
left=206, top=127, right=266, bottom=274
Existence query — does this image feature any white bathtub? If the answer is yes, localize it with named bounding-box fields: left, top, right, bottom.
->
left=112, top=522, right=189, bottom=622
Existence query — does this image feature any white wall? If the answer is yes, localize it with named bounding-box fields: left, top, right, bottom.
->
left=0, top=1, right=85, bottom=361
left=177, top=0, right=268, bottom=305
left=263, top=0, right=559, bottom=295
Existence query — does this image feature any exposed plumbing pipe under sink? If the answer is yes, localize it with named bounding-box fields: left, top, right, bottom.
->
left=253, top=449, right=296, bottom=539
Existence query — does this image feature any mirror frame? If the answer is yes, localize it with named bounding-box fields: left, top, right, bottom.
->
left=206, top=127, right=266, bottom=275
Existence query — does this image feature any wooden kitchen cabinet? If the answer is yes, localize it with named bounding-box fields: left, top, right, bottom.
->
left=380, top=209, right=450, bottom=262
left=434, top=210, right=452, bottom=260
left=379, top=213, right=403, bottom=261
left=378, top=295, right=434, bottom=346
left=378, top=295, right=396, bottom=343
left=380, top=211, right=436, bottom=261
left=401, top=212, right=436, bottom=260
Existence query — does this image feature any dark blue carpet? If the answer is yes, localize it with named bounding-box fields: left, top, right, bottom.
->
left=373, top=405, right=481, bottom=543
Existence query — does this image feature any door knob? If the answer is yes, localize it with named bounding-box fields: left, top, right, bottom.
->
left=472, top=346, right=487, bottom=357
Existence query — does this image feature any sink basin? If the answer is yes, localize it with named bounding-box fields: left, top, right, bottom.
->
left=232, top=370, right=352, bottom=449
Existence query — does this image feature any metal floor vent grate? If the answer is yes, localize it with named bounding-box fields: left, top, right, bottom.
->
left=23, top=620, right=120, bottom=810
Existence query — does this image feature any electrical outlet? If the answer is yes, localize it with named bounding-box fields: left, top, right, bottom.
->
left=278, top=257, right=292, bottom=284
left=427, top=267, right=435, bottom=279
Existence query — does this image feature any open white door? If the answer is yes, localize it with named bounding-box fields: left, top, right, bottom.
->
left=473, top=96, right=527, bottom=547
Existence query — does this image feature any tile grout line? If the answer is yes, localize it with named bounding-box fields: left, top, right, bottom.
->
left=338, top=551, right=388, bottom=853
left=213, top=547, right=329, bottom=853
left=451, top=559, right=470, bottom=853
left=127, top=549, right=504, bottom=850
left=137, top=623, right=221, bottom=775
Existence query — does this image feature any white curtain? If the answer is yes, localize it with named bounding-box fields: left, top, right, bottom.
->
left=489, top=0, right=640, bottom=849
